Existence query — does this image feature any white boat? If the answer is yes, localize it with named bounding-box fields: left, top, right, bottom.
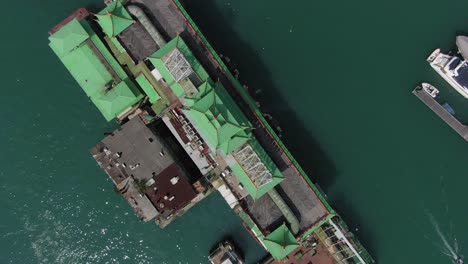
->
left=421, top=82, right=439, bottom=97
left=427, top=36, right=468, bottom=99
left=453, top=256, right=464, bottom=264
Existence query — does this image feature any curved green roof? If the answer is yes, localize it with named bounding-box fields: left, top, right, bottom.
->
left=95, top=0, right=134, bottom=37
left=263, top=223, right=299, bottom=260
left=49, top=19, right=89, bottom=57
left=183, top=82, right=251, bottom=154
left=192, top=88, right=215, bottom=113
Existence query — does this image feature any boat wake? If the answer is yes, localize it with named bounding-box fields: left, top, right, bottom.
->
left=427, top=212, right=463, bottom=263
left=424, top=175, right=463, bottom=264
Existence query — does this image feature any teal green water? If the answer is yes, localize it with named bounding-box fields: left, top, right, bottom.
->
left=1, top=0, right=467, bottom=263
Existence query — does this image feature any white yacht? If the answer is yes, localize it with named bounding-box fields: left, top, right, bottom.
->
left=427, top=36, right=468, bottom=99
left=422, top=82, right=439, bottom=98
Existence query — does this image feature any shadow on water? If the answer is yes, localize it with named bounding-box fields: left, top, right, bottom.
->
left=183, top=0, right=337, bottom=191
left=85, top=3, right=102, bottom=12
left=184, top=0, right=377, bottom=259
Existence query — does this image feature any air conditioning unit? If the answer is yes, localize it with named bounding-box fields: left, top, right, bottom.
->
left=170, top=176, right=179, bottom=185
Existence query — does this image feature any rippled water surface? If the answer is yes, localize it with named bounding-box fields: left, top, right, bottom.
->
left=2, top=0, right=468, bottom=263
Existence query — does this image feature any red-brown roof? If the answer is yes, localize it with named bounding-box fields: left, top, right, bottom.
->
left=145, top=163, right=197, bottom=216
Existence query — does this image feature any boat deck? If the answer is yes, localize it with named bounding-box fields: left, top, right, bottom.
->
left=413, top=87, right=468, bottom=141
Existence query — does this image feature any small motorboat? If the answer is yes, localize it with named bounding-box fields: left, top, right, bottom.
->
left=454, top=256, right=464, bottom=264
left=422, top=83, right=439, bottom=98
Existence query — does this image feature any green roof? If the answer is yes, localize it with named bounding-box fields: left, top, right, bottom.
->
left=183, top=81, right=251, bottom=154
left=58, top=44, right=113, bottom=98
left=148, top=35, right=283, bottom=199
left=49, top=19, right=89, bottom=57
left=135, top=74, right=161, bottom=103
left=229, top=157, right=283, bottom=200
left=95, top=0, right=134, bottom=37
left=263, top=224, right=299, bottom=260
left=184, top=81, right=284, bottom=199
left=148, top=58, right=185, bottom=97
left=87, top=27, right=127, bottom=80
left=111, top=37, right=126, bottom=53
left=248, top=139, right=283, bottom=180
left=92, top=78, right=143, bottom=121
left=49, top=19, right=142, bottom=122
left=149, top=36, right=210, bottom=87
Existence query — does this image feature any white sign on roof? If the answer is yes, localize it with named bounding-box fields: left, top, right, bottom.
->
left=151, top=68, right=163, bottom=81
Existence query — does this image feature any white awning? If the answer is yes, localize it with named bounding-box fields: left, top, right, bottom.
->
left=218, top=184, right=239, bottom=209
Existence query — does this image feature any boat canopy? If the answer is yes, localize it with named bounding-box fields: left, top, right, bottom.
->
left=456, top=36, right=468, bottom=60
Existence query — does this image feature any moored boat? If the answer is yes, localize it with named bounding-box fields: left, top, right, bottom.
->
left=422, top=82, right=439, bottom=98
left=427, top=36, right=468, bottom=99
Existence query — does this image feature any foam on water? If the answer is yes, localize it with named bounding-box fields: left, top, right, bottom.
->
left=10, top=191, right=155, bottom=264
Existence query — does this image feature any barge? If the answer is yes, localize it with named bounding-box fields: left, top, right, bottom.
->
left=48, top=0, right=374, bottom=262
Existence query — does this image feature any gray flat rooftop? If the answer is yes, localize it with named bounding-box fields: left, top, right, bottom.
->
left=101, top=117, right=176, bottom=181
left=279, top=167, right=329, bottom=232
left=121, top=0, right=186, bottom=59
left=119, top=22, right=158, bottom=61
left=244, top=194, right=284, bottom=232
left=243, top=167, right=329, bottom=233
left=90, top=144, right=160, bottom=222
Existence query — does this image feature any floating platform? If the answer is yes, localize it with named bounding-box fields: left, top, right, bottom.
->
left=48, top=0, right=374, bottom=262
left=413, top=86, right=468, bottom=141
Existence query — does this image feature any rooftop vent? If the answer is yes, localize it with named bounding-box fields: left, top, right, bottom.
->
left=164, top=49, right=193, bottom=82
left=234, top=145, right=273, bottom=188
left=170, top=176, right=180, bottom=185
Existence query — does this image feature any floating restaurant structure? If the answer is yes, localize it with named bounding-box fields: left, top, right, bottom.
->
left=48, top=0, right=374, bottom=262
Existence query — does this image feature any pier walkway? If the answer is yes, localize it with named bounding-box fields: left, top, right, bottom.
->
left=413, top=87, right=468, bottom=141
